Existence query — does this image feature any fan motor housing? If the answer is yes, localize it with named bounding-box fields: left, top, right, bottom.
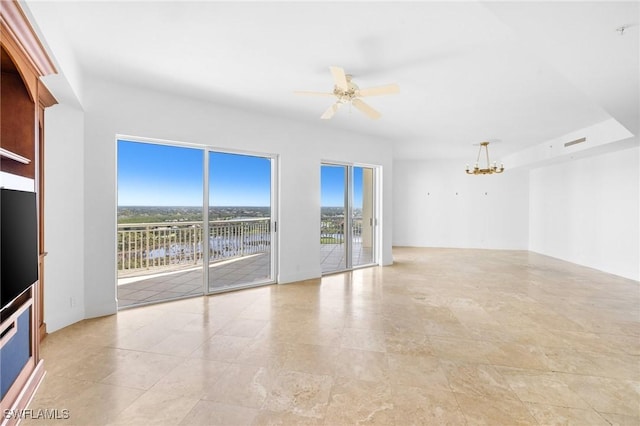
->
left=334, top=76, right=359, bottom=102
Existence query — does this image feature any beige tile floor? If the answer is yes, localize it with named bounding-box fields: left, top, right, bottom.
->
left=26, top=247, right=640, bottom=425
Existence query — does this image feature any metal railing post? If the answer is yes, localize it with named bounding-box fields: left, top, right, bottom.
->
left=193, top=226, right=197, bottom=264
left=145, top=226, right=150, bottom=270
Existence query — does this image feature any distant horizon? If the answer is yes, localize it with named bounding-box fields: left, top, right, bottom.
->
left=117, top=205, right=350, bottom=209
left=118, top=205, right=271, bottom=208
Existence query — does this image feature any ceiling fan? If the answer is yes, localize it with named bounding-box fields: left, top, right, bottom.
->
left=295, top=66, right=399, bottom=120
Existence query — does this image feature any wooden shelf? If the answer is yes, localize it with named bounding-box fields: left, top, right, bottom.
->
left=0, top=147, right=30, bottom=164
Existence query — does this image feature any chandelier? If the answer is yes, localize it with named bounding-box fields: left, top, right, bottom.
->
left=465, top=142, right=504, bottom=175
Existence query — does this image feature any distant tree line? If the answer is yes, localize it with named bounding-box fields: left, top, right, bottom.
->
left=118, top=206, right=271, bottom=224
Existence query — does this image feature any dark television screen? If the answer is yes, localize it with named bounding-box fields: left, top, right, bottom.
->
left=1, top=188, right=38, bottom=310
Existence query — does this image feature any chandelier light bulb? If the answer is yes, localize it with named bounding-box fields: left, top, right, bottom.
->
left=465, top=142, right=505, bottom=175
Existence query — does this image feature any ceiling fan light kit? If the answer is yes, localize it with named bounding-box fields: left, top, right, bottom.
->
left=465, top=142, right=505, bottom=175
left=295, top=66, right=399, bottom=120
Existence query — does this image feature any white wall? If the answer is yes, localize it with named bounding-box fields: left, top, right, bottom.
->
left=24, top=1, right=85, bottom=107
left=76, top=78, right=393, bottom=320
left=43, top=103, right=85, bottom=331
left=529, top=145, right=640, bottom=281
left=393, top=159, right=529, bottom=249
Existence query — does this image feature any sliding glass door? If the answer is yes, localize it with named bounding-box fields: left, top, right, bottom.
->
left=117, top=141, right=204, bottom=308
left=207, top=151, right=275, bottom=292
left=320, top=163, right=377, bottom=274
left=117, top=139, right=277, bottom=308
left=352, top=166, right=375, bottom=267
left=320, top=164, right=348, bottom=273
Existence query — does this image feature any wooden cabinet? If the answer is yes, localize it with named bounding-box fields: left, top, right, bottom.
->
left=0, top=1, right=57, bottom=423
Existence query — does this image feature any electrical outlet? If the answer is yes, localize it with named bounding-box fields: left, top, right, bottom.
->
left=70, top=297, right=76, bottom=308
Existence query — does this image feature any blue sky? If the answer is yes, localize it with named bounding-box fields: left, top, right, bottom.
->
left=320, top=165, right=363, bottom=207
left=118, top=140, right=363, bottom=207
left=118, top=141, right=271, bottom=206
left=117, top=141, right=204, bottom=206
left=209, top=151, right=271, bottom=206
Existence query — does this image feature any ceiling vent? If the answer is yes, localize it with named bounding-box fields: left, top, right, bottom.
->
left=564, top=137, right=586, bottom=148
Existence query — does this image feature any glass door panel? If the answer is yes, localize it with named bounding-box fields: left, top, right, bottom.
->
left=208, top=151, right=273, bottom=292
left=320, top=164, right=347, bottom=273
left=352, top=166, right=375, bottom=267
left=116, top=140, right=204, bottom=308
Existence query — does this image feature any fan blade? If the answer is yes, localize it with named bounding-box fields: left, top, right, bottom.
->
left=357, top=83, right=400, bottom=97
left=294, top=90, right=335, bottom=97
left=330, top=66, right=348, bottom=91
left=321, top=102, right=342, bottom=120
left=352, top=99, right=381, bottom=120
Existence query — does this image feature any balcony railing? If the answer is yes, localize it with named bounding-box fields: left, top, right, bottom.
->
left=320, top=217, right=363, bottom=245
left=117, top=218, right=271, bottom=277
left=118, top=216, right=363, bottom=277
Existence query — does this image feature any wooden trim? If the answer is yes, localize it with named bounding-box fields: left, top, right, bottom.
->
left=37, top=94, right=52, bottom=342
left=0, top=297, right=31, bottom=347
left=0, top=0, right=57, bottom=76
left=0, top=360, right=45, bottom=426
left=0, top=20, right=38, bottom=102
left=37, top=255, right=47, bottom=342
left=0, top=298, right=35, bottom=421
left=0, top=147, right=30, bottom=164
left=38, top=79, right=57, bottom=108
left=0, top=318, right=18, bottom=349
left=38, top=322, right=47, bottom=341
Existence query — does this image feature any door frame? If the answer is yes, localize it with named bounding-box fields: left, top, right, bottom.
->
left=204, top=147, right=279, bottom=295
left=320, top=160, right=380, bottom=274
left=115, top=135, right=279, bottom=305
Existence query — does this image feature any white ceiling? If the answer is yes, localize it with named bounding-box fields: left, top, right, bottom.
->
left=26, top=1, right=639, bottom=160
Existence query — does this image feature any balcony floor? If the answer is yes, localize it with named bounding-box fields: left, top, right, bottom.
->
left=320, top=241, right=374, bottom=273
left=118, top=253, right=271, bottom=308
left=118, top=242, right=375, bottom=308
